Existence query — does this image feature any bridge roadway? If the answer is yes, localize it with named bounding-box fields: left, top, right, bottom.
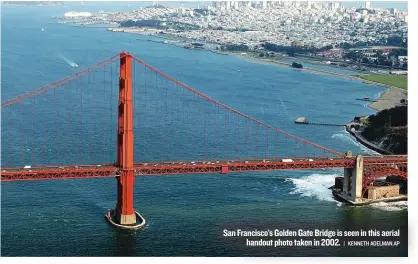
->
left=0, top=155, right=407, bottom=182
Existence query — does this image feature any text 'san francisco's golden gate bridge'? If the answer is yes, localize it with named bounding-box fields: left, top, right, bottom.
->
left=1, top=52, right=407, bottom=229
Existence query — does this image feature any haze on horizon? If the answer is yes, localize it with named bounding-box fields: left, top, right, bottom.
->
left=57, top=1, right=408, bottom=12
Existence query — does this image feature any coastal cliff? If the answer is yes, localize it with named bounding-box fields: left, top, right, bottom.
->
left=355, top=105, right=407, bottom=154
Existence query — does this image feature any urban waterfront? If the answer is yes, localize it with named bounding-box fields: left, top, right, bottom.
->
left=1, top=3, right=407, bottom=257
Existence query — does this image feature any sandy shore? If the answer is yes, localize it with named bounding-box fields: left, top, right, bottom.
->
left=368, top=87, right=407, bottom=111
left=107, top=27, right=407, bottom=112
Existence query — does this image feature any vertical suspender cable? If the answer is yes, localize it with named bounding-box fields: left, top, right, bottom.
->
left=266, top=129, right=269, bottom=159
left=19, top=101, right=25, bottom=162
left=143, top=65, right=147, bottom=162
left=154, top=72, right=158, bottom=161
left=20, top=102, right=23, bottom=164
left=54, top=87, right=57, bottom=164
left=104, top=65, right=107, bottom=163
left=92, top=71, right=95, bottom=162
left=31, top=97, right=35, bottom=163
left=78, top=77, right=82, bottom=164
left=81, top=74, right=84, bottom=163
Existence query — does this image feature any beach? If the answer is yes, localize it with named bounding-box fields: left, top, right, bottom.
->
left=368, top=86, right=407, bottom=111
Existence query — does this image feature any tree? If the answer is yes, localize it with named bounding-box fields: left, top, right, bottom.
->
left=362, top=57, right=370, bottom=64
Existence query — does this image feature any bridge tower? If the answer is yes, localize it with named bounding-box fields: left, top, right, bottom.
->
left=342, top=155, right=364, bottom=203
left=114, top=52, right=136, bottom=226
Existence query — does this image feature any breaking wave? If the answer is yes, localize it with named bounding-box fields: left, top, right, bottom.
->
left=331, top=131, right=379, bottom=155
left=369, top=201, right=408, bottom=211
left=286, top=173, right=407, bottom=211
left=285, top=173, right=339, bottom=203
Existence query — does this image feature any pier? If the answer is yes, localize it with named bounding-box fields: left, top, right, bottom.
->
left=356, top=98, right=377, bottom=102
left=294, top=117, right=346, bottom=127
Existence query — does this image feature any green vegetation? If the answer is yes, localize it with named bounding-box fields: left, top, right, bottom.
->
left=219, top=44, right=250, bottom=52
left=291, top=62, right=303, bottom=69
left=262, top=42, right=333, bottom=56
left=358, top=74, right=408, bottom=90
left=361, top=106, right=407, bottom=154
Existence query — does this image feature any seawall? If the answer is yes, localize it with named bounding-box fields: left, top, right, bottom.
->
left=345, top=126, right=392, bottom=155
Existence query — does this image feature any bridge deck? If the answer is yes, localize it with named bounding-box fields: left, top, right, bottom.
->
left=1, top=156, right=407, bottom=181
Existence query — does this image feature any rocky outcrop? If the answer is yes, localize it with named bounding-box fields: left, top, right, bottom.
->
left=361, top=106, right=407, bottom=154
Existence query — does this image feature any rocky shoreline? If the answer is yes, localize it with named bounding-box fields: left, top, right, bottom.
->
left=346, top=105, right=407, bottom=155
left=345, top=126, right=392, bottom=155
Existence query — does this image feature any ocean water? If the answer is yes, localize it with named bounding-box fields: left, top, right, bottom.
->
left=0, top=3, right=407, bottom=257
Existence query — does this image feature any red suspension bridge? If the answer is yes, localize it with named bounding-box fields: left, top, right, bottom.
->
left=1, top=52, right=407, bottom=228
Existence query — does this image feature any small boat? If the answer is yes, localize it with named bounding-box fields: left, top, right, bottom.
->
left=41, top=26, right=44, bottom=32
left=364, top=96, right=369, bottom=100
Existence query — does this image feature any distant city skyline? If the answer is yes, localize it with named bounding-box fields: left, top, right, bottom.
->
left=154, top=1, right=408, bottom=12
left=60, top=1, right=408, bottom=12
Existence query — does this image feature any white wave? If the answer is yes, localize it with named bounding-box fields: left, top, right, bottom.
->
left=286, top=173, right=339, bottom=203
left=331, top=131, right=379, bottom=155
left=59, top=54, right=78, bottom=68
left=374, top=90, right=387, bottom=101
left=260, top=103, right=265, bottom=117
left=279, top=98, right=292, bottom=119
left=369, top=201, right=408, bottom=211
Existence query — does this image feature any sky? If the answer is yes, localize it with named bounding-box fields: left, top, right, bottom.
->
left=341, top=1, right=407, bottom=11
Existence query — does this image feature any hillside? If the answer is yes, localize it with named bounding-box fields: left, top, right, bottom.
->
left=361, top=105, right=407, bottom=154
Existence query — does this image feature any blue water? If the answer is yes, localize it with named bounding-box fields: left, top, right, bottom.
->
left=1, top=4, right=407, bottom=257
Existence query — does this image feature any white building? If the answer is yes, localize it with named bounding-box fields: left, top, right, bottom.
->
left=365, top=1, right=371, bottom=9
left=226, top=1, right=231, bottom=10
left=64, top=11, right=92, bottom=18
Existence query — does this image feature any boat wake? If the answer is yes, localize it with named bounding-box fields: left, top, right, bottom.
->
left=285, top=173, right=339, bottom=203
left=59, top=54, right=79, bottom=68
left=278, top=98, right=291, bottom=119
